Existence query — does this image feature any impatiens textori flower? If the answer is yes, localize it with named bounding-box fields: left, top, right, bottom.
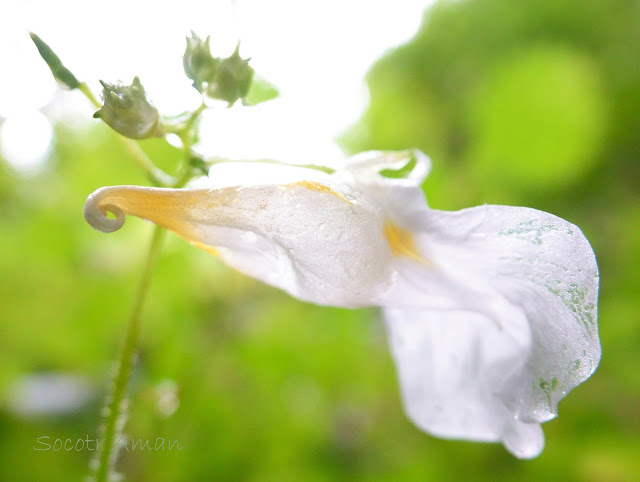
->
left=83, top=150, right=600, bottom=458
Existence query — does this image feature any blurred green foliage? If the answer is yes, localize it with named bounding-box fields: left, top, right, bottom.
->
left=343, top=0, right=640, bottom=478
left=1, top=0, right=639, bottom=480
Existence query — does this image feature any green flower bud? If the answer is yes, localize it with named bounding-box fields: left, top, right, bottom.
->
left=207, top=44, right=254, bottom=106
left=183, top=31, right=219, bottom=92
left=29, top=32, right=80, bottom=90
left=93, top=77, right=164, bottom=139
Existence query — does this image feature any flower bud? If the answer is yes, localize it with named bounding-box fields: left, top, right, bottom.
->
left=93, top=77, right=164, bottom=139
left=183, top=31, right=219, bottom=92
left=207, top=44, right=254, bottom=106
left=29, top=32, right=79, bottom=90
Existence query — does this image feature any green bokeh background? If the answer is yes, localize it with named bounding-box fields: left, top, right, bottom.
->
left=1, top=0, right=639, bottom=480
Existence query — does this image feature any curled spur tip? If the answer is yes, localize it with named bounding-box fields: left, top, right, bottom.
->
left=83, top=187, right=127, bottom=233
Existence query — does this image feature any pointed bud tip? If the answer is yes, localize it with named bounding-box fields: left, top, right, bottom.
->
left=183, top=32, right=218, bottom=90
left=94, top=77, right=162, bottom=139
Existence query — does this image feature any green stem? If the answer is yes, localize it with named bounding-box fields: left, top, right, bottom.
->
left=183, top=102, right=207, bottom=132
left=94, top=226, right=166, bottom=482
left=79, top=82, right=101, bottom=108
left=83, top=77, right=204, bottom=480
left=163, top=102, right=207, bottom=137
left=119, top=140, right=174, bottom=187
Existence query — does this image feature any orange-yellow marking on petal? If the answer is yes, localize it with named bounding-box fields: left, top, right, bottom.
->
left=288, top=181, right=352, bottom=204
left=114, top=190, right=221, bottom=256
left=383, top=220, right=430, bottom=266
left=94, top=187, right=212, bottom=242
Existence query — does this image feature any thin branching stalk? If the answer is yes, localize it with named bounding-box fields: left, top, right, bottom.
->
left=79, top=82, right=173, bottom=186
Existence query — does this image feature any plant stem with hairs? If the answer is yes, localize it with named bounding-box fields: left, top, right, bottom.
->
left=93, top=225, right=165, bottom=482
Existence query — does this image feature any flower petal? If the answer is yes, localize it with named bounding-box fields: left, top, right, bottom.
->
left=380, top=203, right=599, bottom=452
left=385, top=306, right=544, bottom=458
left=84, top=181, right=395, bottom=307
left=201, top=160, right=335, bottom=188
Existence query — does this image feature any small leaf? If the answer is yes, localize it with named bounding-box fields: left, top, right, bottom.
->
left=29, top=32, right=79, bottom=90
left=244, top=76, right=279, bottom=106
left=189, top=156, right=210, bottom=175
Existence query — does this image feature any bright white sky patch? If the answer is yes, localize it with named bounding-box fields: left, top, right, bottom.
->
left=0, top=0, right=433, bottom=165
left=0, top=111, right=53, bottom=174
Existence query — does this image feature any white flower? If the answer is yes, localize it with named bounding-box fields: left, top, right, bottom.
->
left=84, top=150, right=600, bottom=458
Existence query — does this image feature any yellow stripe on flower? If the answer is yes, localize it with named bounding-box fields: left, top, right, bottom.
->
left=287, top=181, right=352, bottom=204
left=189, top=240, right=220, bottom=257
left=383, top=220, right=430, bottom=266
